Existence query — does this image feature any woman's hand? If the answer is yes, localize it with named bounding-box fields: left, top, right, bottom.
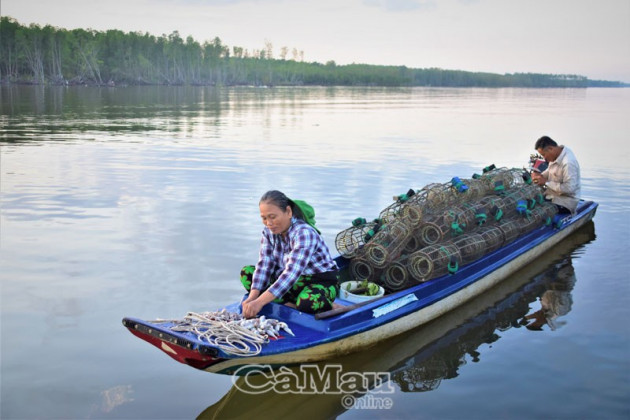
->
left=241, top=290, right=276, bottom=318
left=242, top=299, right=265, bottom=318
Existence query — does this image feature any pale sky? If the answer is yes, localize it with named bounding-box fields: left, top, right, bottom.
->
left=3, top=0, right=630, bottom=82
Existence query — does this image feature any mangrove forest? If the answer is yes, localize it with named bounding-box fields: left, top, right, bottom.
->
left=0, top=17, right=625, bottom=88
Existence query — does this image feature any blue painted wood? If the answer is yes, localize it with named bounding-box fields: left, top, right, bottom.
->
left=122, top=200, right=598, bottom=372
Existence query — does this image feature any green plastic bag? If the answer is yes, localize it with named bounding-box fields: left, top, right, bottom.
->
left=291, top=199, right=320, bottom=234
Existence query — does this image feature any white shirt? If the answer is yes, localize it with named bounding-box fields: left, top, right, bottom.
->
left=542, top=146, right=581, bottom=213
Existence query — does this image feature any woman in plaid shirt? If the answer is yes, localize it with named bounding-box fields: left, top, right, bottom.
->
left=241, top=190, right=339, bottom=318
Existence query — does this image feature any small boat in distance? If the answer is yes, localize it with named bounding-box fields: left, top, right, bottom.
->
left=123, top=194, right=597, bottom=375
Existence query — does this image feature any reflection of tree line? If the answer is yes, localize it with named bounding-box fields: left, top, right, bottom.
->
left=199, top=222, right=595, bottom=419
left=2, top=17, right=624, bottom=87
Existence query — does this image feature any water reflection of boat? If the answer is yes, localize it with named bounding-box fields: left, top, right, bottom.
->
left=123, top=200, right=597, bottom=375
left=197, top=221, right=596, bottom=419
left=389, top=223, right=593, bottom=393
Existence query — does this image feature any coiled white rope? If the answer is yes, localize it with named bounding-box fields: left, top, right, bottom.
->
left=163, top=310, right=294, bottom=357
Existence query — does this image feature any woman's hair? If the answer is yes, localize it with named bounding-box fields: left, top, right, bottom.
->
left=259, top=190, right=305, bottom=220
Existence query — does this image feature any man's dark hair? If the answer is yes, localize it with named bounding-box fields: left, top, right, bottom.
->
left=535, top=136, right=558, bottom=150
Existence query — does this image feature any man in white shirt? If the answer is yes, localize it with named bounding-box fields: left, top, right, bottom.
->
left=531, top=136, right=581, bottom=214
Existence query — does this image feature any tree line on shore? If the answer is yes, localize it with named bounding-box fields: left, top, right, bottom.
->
left=0, top=17, right=625, bottom=88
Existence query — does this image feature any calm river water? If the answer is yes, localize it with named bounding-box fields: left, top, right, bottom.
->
left=1, top=86, right=629, bottom=419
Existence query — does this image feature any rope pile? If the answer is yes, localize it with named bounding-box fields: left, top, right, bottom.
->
left=161, top=309, right=294, bottom=357
left=335, top=165, right=559, bottom=293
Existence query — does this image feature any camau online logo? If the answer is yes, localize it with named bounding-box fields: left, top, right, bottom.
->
left=232, top=364, right=395, bottom=396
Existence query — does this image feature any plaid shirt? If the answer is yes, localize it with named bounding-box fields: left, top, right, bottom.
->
left=252, top=218, right=338, bottom=298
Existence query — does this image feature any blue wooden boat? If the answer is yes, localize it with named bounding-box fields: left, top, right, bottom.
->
left=122, top=199, right=597, bottom=375
left=197, top=220, right=595, bottom=418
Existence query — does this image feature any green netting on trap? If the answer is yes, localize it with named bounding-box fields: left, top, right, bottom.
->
left=335, top=218, right=383, bottom=258
left=450, top=233, right=487, bottom=264
left=362, top=219, right=412, bottom=268
left=407, top=244, right=461, bottom=282
left=416, top=218, right=450, bottom=246
left=382, top=258, right=411, bottom=292
left=498, top=219, right=522, bottom=244
left=477, top=226, right=505, bottom=253
left=530, top=201, right=559, bottom=226
left=349, top=257, right=381, bottom=282
left=379, top=195, right=423, bottom=225
left=335, top=166, right=554, bottom=289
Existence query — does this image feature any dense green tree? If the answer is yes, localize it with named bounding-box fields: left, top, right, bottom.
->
left=0, top=17, right=21, bottom=80
left=0, top=17, right=625, bottom=87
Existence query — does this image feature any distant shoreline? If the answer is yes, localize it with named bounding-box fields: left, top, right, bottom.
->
left=3, top=81, right=628, bottom=89
left=1, top=16, right=627, bottom=88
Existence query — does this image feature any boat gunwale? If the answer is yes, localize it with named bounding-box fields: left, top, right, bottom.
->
left=122, top=199, right=598, bottom=370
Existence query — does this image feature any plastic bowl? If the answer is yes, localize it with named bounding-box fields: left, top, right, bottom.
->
left=339, top=281, right=385, bottom=303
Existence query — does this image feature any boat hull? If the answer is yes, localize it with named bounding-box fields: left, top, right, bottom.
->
left=123, top=200, right=598, bottom=375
